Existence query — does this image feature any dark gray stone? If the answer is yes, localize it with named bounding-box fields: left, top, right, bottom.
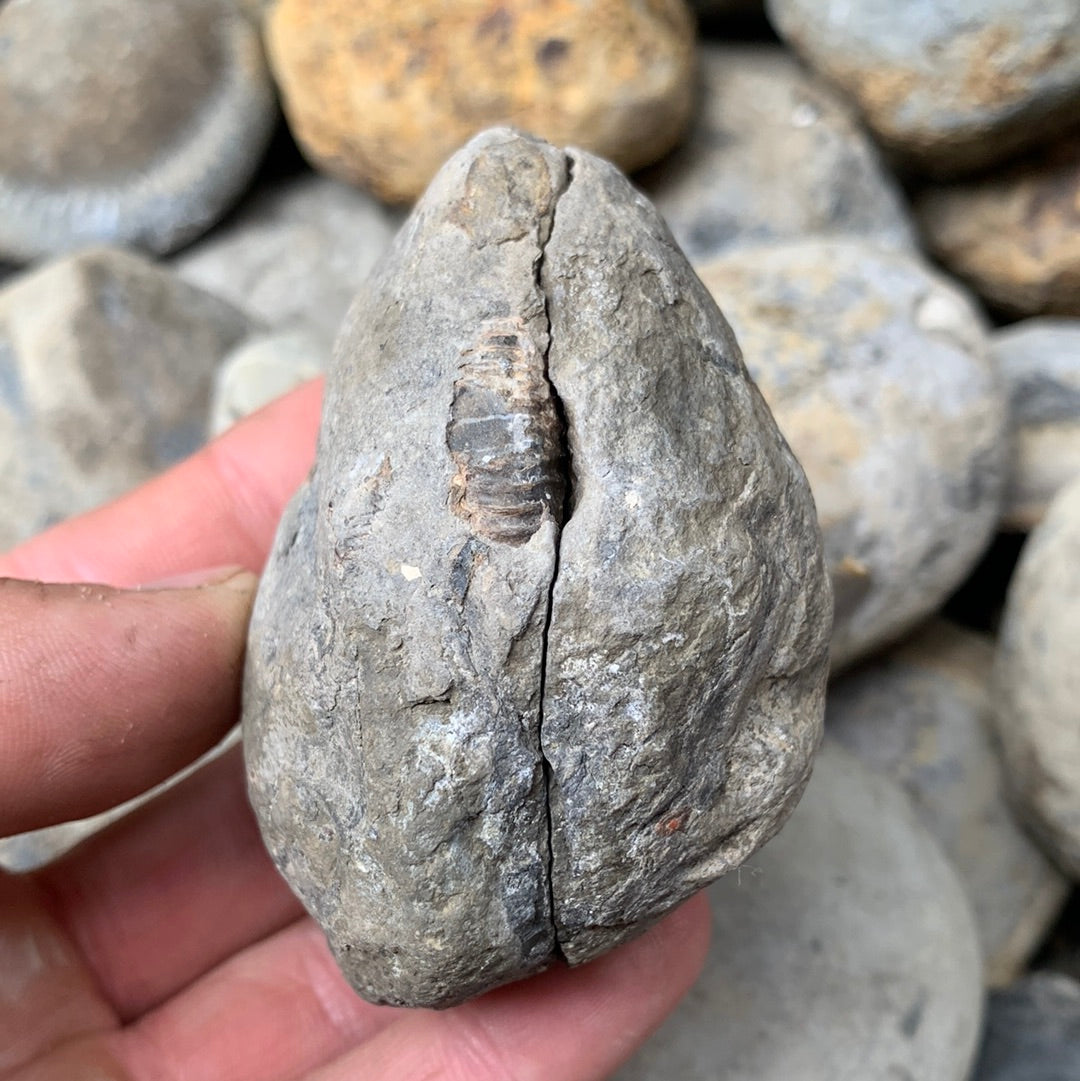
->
left=615, top=743, right=984, bottom=1081
left=0, top=0, right=277, bottom=261
left=992, top=474, right=1080, bottom=878
left=992, top=319, right=1080, bottom=530
left=641, top=45, right=915, bottom=263
left=974, top=973, right=1080, bottom=1081
left=698, top=240, right=1008, bottom=670
left=0, top=247, right=253, bottom=550
left=765, top=0, right=1080, bottom=176
left=243, top=128, right=832, bottom=1008
left=827, top=620, right=1068, bottom=986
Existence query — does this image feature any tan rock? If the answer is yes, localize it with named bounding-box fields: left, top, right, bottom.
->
left=916, top=137, right=1080, bottom=317
left=264, top=0, right=696, bottom=203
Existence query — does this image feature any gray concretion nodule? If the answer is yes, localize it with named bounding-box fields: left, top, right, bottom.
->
left=242, top=129, right=833, bottom=1008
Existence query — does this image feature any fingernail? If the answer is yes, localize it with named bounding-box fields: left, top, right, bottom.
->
left=139, top=564, right=252, bottom=590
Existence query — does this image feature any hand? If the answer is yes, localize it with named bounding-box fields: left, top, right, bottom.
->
left=0, top=380, right=710, bottom=1081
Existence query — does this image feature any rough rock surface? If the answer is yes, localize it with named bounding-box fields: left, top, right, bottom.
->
left=243, top=129, right=832, bottom=1008
left=0, top=247, right=253, bottom=550
left=765, top=0, right=1080, bottom=176
left=641, top=45, right=915, bottom=263
left=0, top=0, right=277, bottom=261
left=973, top=973, right=1080, bottom=1081
left=175, top=173, right=400, bottom=347
left=698, top=240, right=1007, bottom=669
left=992, top=474, right=1080, bottom=878
left=209, top=328, right=323, bottom=436
left=992, top=319, right=1080, bottom=530
left=615, top=742, right=984, bottom=1081
left=265, top=0, right=697, bottom=203
left=827, top=620, right=1068, bottom=986
left=916, top=137, right=1080, bottom=318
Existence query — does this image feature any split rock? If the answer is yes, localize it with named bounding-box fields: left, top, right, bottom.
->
left=0, top=247, right=253, bottom=550
left=209, top=328, right=323, bottom=436
left=698, top=240, right=1007, bottom=669
left=614, top=742, right=984, bottom=1081
left=765, top=0, right=1080, bottom=176
left=243, top=128, right=832, bottom=1008
left=827, top=619, right=1068, bottom=986
left=641, top=45, right=916, bottom=263
left=264, top=0, right=697, bottom=204
left=0, top=0, right=277, bottom=261
left=175, top=173, right=400, bottom=347
left=973, top=973, right=1080, bottom=1081
left=992, top=473, right=1080, bottom=878
left=916, top=137, right=1080, bottom=318
left=992, top=318, right=1080, bottom=530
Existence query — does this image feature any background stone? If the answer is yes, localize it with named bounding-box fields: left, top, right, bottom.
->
left=916, top=136, right=1080, bottom=317
left=992, top=473, right=1080, bottom=878
left=827, top=619, right=1068, bottom=986
left=615, top=742, right=984, bottom=1081
left=0, top=0, right=277, bottom=261
left=765, top=0, right=1080, bottom=176
left=992, top=318, right=1080, bottom=530
left=0, top=247, right=253, bottom=550
left=698, top=239, right=1007, bottom=669
left=264, top=0, right=697, bottom=203
left=641, top=45, right=915, bottom=263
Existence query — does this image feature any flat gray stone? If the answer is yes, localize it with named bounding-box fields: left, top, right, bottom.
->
left=765, top=0, right=1080, bottom=176
left=828, top=619, right=1068, bottom=986
left=641, top=45, right=915, bottom=263
left=175, top=172, right=400, bottom=346
left=614, top=742, right=984, bottom=1081
left=0, top=0, right=277, bottom=261
left=974, top=973, right=1080, bottom=1081
left=992, top=318, right=1080, bottom=530
left=992, top=474, right=1080, bottom=877
left=698, top=240, right=1007, bottom=669
left=209, top=328, right=323, bottom=436
left=0, top=247, right=253, bottom=550
left=243, top=128, right=832, bottom=1008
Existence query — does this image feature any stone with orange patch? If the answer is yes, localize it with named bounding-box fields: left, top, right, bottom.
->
left=265, top=0, right=696, bottom=203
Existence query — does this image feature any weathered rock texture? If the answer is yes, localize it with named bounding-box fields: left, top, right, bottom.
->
left=993, top=474, right=1080, bottom=878
left=175, top=173, right=400, bottom=347
left=0, top=0, right=277, bottom=261
left=264, top=0, right=697, bottom=203
left=974, top=973, right=1080, bottom=1081
left=992, top=318, right=1080, bottom=530
left=916, top=137, right=1080, bottom=318
left=765, top=0, right=1080, bottom=176
left=641, top=45, right=916, bottom=263
left=0, top=247, right=252, bottom=550
left=243, top=129, right=832, bottom=1008
left=827, top=620, right=1068, bottom=986
left=615, top=743, right=984, bottom=1081
left=698, top=240, right=1007, bottom=669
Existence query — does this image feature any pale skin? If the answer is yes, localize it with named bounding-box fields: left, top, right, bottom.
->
left=0, top=379, right=710, bottom=1081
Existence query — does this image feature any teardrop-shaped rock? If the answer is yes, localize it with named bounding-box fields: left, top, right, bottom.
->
left=242, top=128, right=832, bottom=1008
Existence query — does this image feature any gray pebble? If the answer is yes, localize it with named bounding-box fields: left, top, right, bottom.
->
left=973, top=973, right=1080, bottom=1081
left=209, top=328, right=323, bottom=436
left=641, top=45, right=915, bottom=263
left=698, top=240, right=1007, bottom=669
left=175, top=172, right=400, bottom=347
left=992, top=473, right=1080, bottom=878
left=992, top=318, right=1080, bottom=531
left=765, top=0, right=1080, bottom=176
left=0, top=247, right=253, bottom=550
left=242, top=128, right=831, bottom=1008
left=615, top=742, right=984, bottom=1081
left=0, top=0, right=277, bottom=261
left=827, top=619, right=1068, bottom=986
